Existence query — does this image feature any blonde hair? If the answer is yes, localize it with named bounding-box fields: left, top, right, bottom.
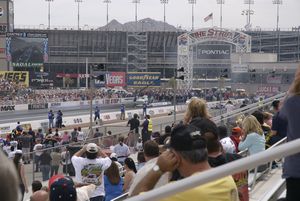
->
left=242, top=115, right=263, bottom=136
left=184, top=97, right=210, bottom=123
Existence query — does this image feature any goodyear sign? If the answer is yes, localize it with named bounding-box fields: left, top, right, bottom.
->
left=127, top=72, right=161, bottom=87
left=0, top=71, right=29, bottom=87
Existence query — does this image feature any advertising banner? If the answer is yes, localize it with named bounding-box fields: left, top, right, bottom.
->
left=0, top=105, right=15, bottom=112
left=106, top=72, right=126, bottom=87
left=28, top=103, right=48, bottom=110
left=6, top=32, right=48, bottom=67
left=197, top=44, right=231, bottom=60
left=257, top=86, right=280, bottom=96
left=30, top=71, right=54, bottom=88
left=93, top=72, right=106, bottom=88
left=232, top=64, right=248, bottom=73
left=266, top=74, right=282, bottom=84
left=127, top=72, right=161, bottom=87
left=0, top=71, right=29, bottom=87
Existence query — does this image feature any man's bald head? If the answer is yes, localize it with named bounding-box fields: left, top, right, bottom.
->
left=30, top=190, right=49, bottom=201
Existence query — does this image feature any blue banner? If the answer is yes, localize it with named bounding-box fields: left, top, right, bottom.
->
left=127, top=72, right=161, bottom=87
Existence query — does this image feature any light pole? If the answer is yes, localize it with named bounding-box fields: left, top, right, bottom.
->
left=241, top=9, right=254, bottom=30
left=216, top=0, right=225, bottom=29
left=45, top=0, right=54, bottom=29
left=132, top=0, right=141, bottom=31
left=188, top=0, right=196, bottom=31
left=160, top=0, right=168, bottom=78
left=244, top=0, right=254, bottom=27
left=103, top=0, right=111, bottom=29
left=272, top=0, right=283, bottom=31
left=75, top=0, right=83, bottom=30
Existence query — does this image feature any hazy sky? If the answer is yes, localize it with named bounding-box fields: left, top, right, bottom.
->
left=13, top=0, right=299, bottom=30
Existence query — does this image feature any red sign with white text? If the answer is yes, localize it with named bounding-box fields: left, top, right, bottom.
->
left=106, top=72, right=126, bottom=87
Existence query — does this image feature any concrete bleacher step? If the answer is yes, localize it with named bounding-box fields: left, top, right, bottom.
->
left=250, top=168, right=285, bottom=201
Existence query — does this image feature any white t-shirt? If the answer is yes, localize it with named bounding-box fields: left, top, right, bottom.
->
left=33, top=144, right=43, bottom=156
left=76, top=184, right=96, bottom=201
left=113, top=143, right=130, bottom=163
left=8, top=150, right=16, bottom=159
left=128, top=157, right=170, bottom=196
left=220, top=137, right=236, bottom=154
left=77, top=131, right=86, bottom=141
left=71, top=156, right=112, bottom=198
left=225, top=104, right=235, bottom=113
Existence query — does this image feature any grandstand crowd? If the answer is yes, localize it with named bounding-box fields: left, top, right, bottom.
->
left=0, top=68, right=299, bottom=201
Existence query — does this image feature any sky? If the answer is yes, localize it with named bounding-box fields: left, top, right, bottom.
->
left=13, top=0, right=300, bottom=30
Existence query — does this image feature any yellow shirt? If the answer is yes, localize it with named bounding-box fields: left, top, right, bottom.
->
left=161, top=176, right=239, bottom=201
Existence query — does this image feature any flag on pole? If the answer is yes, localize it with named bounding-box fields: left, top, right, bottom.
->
left=204, top=13, right=213, bottom=22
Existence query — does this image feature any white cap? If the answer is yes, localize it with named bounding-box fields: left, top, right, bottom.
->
left=110, top=153, right=117, bottom=158
left=15, top=150, right=22, bottom=154
left=86, top=143, right=98, bottom=153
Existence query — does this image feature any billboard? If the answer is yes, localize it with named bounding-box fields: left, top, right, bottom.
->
left=0, top=71, right=29, bottom=87
left=106, top=72, right=126, bottom=87
left=197, top=44, right=231, bottom=60
left=30, top=71, right=54, bottom=88
left=6, top=32, right=48, bottom=68
left=127, top=72, right=161, bottom=87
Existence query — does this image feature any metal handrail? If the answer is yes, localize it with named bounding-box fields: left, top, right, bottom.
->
left=127, top=138, right=300, bottom=201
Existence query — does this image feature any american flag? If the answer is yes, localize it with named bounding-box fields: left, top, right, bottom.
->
left=204, top=13, right=213, bottom=22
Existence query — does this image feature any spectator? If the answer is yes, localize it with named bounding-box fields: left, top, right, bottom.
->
left=158, top=125, right=172, bottom=145
left=77, top=127, right=85, bottom=142
left=49, top=177, right=77, bottom=201
left=33, top=139, right=43, bottom=172
left=230, top=127, right=242, bottom=153
left=120, top=104, right=125, bottom=120
left=40, top=150, right=52, bottom=181
left=8, top=145, right=16, bottom=159
left=142, top=102, right=147, bottom=117
left=94, top=128, right=103, bottom=138
left=263, top=112, right=273, bottom=128
left=130, top=125, right=238, bottom=200
left=238, top=115, right=265, bottom=155
left=123, top=157, right=137, bottom=193
left=104, top=162, right=123, bottom=201
left=113, top=137, right=130, bottom=165
left=183, top=97, right=211, bottom=125
left=50, top=148, right=61, bottom=176
left=280, top=66, right=300, bottom=200
left=31, top=180, right=43, bottom=193
left=61, top=147, right=72, bottom=175
left=109, top=153, right=123, bottom=176
left=136, top=151, right=146, bottom=171
left=141, top=115, right=152, bottom=145
left=18, top=131, right=33, bottom=164
left=71, top=143, right=111, bottom=201
left=135, top=138, right=143, bottom=152
left=129, top=141, right=169, bottom=196
left=252, top=110, right=272, bottom=148
left=30, top=190, right=49, bottom=201
left=71, top=128, right=78, bottom=142
left=35, top=128, right=44, bottom=142
left=270, top=100, right=287, bottom=145
left=240, top=100, right=247, bottom=108
left=218, top=125, right=236, bottom=154
left=225, top=100, right=235, bottom=113
left=0, top=149, right=20, bottom=201
left=13, top=150, right=29, bottom=200
left=127, top=113, right=140, bottom=146
left=48, top=110, right=55, bottom=128
left=61, top=131, right=71, bottom=144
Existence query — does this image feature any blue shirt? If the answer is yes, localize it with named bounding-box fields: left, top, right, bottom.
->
left=120, top=105, right=125, bottom=112
left=238, top=132, right=265, bottom=155
left=281, top=95, right=300, bottom=178
left=104, top=175, right=123, bottom=201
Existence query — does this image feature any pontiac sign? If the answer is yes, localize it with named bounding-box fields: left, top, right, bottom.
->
left=197, top=45, right=231, bottom=60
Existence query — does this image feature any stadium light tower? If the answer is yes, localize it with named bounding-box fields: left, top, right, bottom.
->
left=244, top=0, right=254, bottom=27
left=216, top=0, right=225, bottom=29
left=75, top=0, right=83, bottom=30
left=160, top=0, right=168, bottom=78
left=272, top=0, right=283, bottom=31
left=241, top=9, right=254, bottom=30
left=188, top=0, right=196, bottom=31
left=45, top=0, right=54, bottom=29
left=103, top=0, right=111, bottom=29
left=132, top=0, right=141, bottom=30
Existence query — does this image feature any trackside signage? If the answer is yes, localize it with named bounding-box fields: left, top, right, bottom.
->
left=1, top=105, right=15, bottom=111
left=197, top=45, right=231, bottom=60
left=127, top=72, right=161, bottom=87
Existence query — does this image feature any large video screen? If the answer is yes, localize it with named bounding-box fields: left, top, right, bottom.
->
left=6, top=32, right=48, bottom=68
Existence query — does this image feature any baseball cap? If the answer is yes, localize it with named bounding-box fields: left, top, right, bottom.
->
left=15, top=150, right=22, bottom=154
left=170, top=125, right=206, bottom=151
left=49, top=177, right=77, bottom=201
left=86, top=143, right=98, bottom=153
left=232, top=127, right=242, bottom=135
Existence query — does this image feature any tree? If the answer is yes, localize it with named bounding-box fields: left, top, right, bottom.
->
left=168, top=77, right=177, bottom=89
left=64, top=77, right=74, bottom=88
